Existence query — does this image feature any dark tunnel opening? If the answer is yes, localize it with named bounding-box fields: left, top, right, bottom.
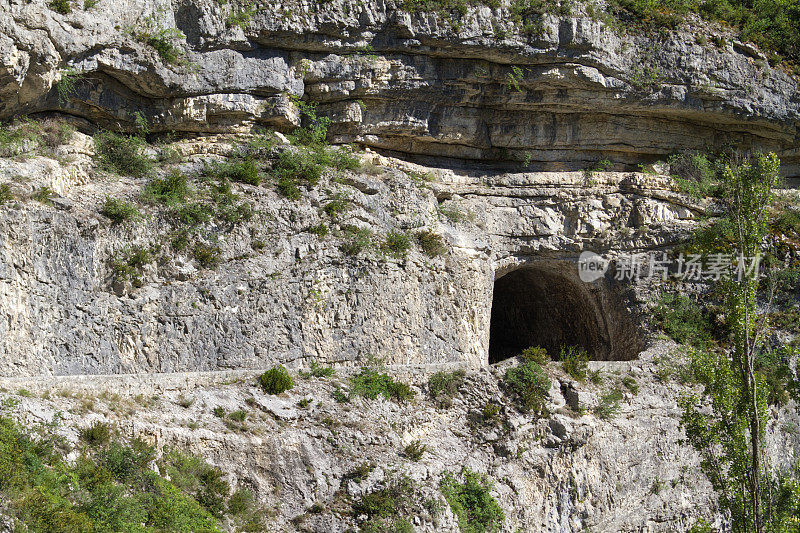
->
left=488, top=263, right=643, bottom=364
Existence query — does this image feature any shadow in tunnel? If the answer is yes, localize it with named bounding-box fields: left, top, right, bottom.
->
left=488, top=262, right=642, bottom=364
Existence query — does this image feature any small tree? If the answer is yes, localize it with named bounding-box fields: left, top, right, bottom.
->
left=680, top=152, right=800, bottom=532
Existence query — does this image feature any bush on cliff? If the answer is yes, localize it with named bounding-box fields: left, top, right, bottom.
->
left=0, top=407, right=266, bottom=532
left=560, top=345, right=589, bottom=382
left=440, top=468, right=505, bottom=533
left=428, top=369, right=466, bottom=406
left=259, top=365, right=294, bottom=394
left=504, top=360, right=551, bottom=415
left=350, top=367, right=416, bottom=403
left=99, top=196, right=141, bottom=224
left=95, top=132, right=154, bottom=178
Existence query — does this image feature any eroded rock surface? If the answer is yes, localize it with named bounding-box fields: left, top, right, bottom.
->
left=1, top=0, right=799, bottom=173
left=0, top=342, right=756, bottom=532
left=0, top=134, right=702, bottom=375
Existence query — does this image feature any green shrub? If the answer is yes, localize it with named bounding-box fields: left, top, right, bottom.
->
left=383, top=230, right=410, bottom=258
left=227, top=488, right=254, bottom=516
left=560, top=345, right=589, bottom=382
left=80, top=421, right=112, bottom=447
left=131, top=19, right=185, bottom=64
left=755, top=349, right=794, bottom=406
left=215, top=199, right=253, bottom=225
left=408, top=170, right=435, bottom=185
left=308, top=223, right=329, bottom=238
left=440, top=468, right=505, bottom=533
left=99, top=196, right=141, bottom=224
left=273, top=149, right=324, bottom=187
left=0, top=183, right=13, bottom=205
left=56, top=68, right=80, bottom=104
left=100, top=438, right=156, bottom=482
left=209, top=158, right=261, bottom=185
left=588, top=368, right=604, bottom=385
left=193, top=243, right=221, bottom=268
left=48, top=0, right=71, bottom=14
left=352, top=476, right=416, bottom=532
left=228, top=410, right=247, bottom=422
left=109, top=246, right=152, bottom=288
left=401, top=0, right=475, bottom=15
left=329, top=145, right=361, bottom=170
left=225, top=4, right=257, bottom=28
left=402, top=440, right=427, bottom=461
left=95, top=132, right=153, bottom=178
left=622, top=376, right=639, bottom=394
left=323, top=193, right=349, bottom=218
left=32, top=186, right=55, bottom=205
left=504, top=361, right=551, bottom=414
left=416, top=230, right=447, bottom=257
left=0, top=411, right=232, bottom=532
left=173, top=202, right=212, bottom=227
left=290, top=101, right=330, bottom=146
left=259, top=365, right=293, bottom=394
left=669, top=151, right=720, bottom=198
left=594, top=388, right=624, bottom=419
left=770, top=308, right=800, bottom=334
left=428, top=369, right=466, bottom=406
left=160, top=449, right=230, bottom=519
left=277, top=176, right=302, bottom=199
left=652, top=293, right=719, bottom=348
left=143, top=170, right=191, bottom=205
left=481, top=402, right=501, bottom=423
left=771, top=207, right=800, bottom=241
left=689, top=518, right=714, bottom=533
left=344, top=462, right=375, bottom=483
left=438, top=203, right=469, bottom=223
left=299, top=361, right=335, bottom=379
left=331, top=387, right=350, bottom=403
left=341, top=225, right=373, bottom=256
left=350, top=367, right=415, bottom=403
left=520, top=346, right=549, bottom=365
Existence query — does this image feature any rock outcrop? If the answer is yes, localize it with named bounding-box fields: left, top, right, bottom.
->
left=1, top=0, right=799, bottom=173
left=0, top=347, right=733, bottom=533
left=0, top=133, right=699, bottom=376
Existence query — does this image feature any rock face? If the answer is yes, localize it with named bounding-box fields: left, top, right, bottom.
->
left=1, top=3, right=799, bottom=532
left=0, top=134, right=699, bottom=376
left=0, top=349, right=730, bottom=533
left=1, top=0, right=799, bottom=174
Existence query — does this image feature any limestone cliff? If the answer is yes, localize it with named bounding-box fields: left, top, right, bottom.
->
left=1, top=1, right=799, bottom=532
left=1, top=0, right=799, bottom=173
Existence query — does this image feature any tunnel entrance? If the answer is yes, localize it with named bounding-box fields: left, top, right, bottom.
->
left=488, top=262, right=642, bottom=364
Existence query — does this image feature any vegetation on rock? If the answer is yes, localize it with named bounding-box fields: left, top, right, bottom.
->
left=0, top=405, right=261, bottom=532
left=560, top=345, right=589, bottom=382
left=259, top=365, right=294, bottom=394
left=95, top=132, right=154, bottom=178
left=350, top=365, right=416, bottom=403
left=440, top=468, right=505, bottom=533
left=428, top=369, right=466, bottom=406
left=679, top=152, right=800, bottom=532
left=504, top=360, right=551, bottom=414
left=99, top=196, right=141, bottom=224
